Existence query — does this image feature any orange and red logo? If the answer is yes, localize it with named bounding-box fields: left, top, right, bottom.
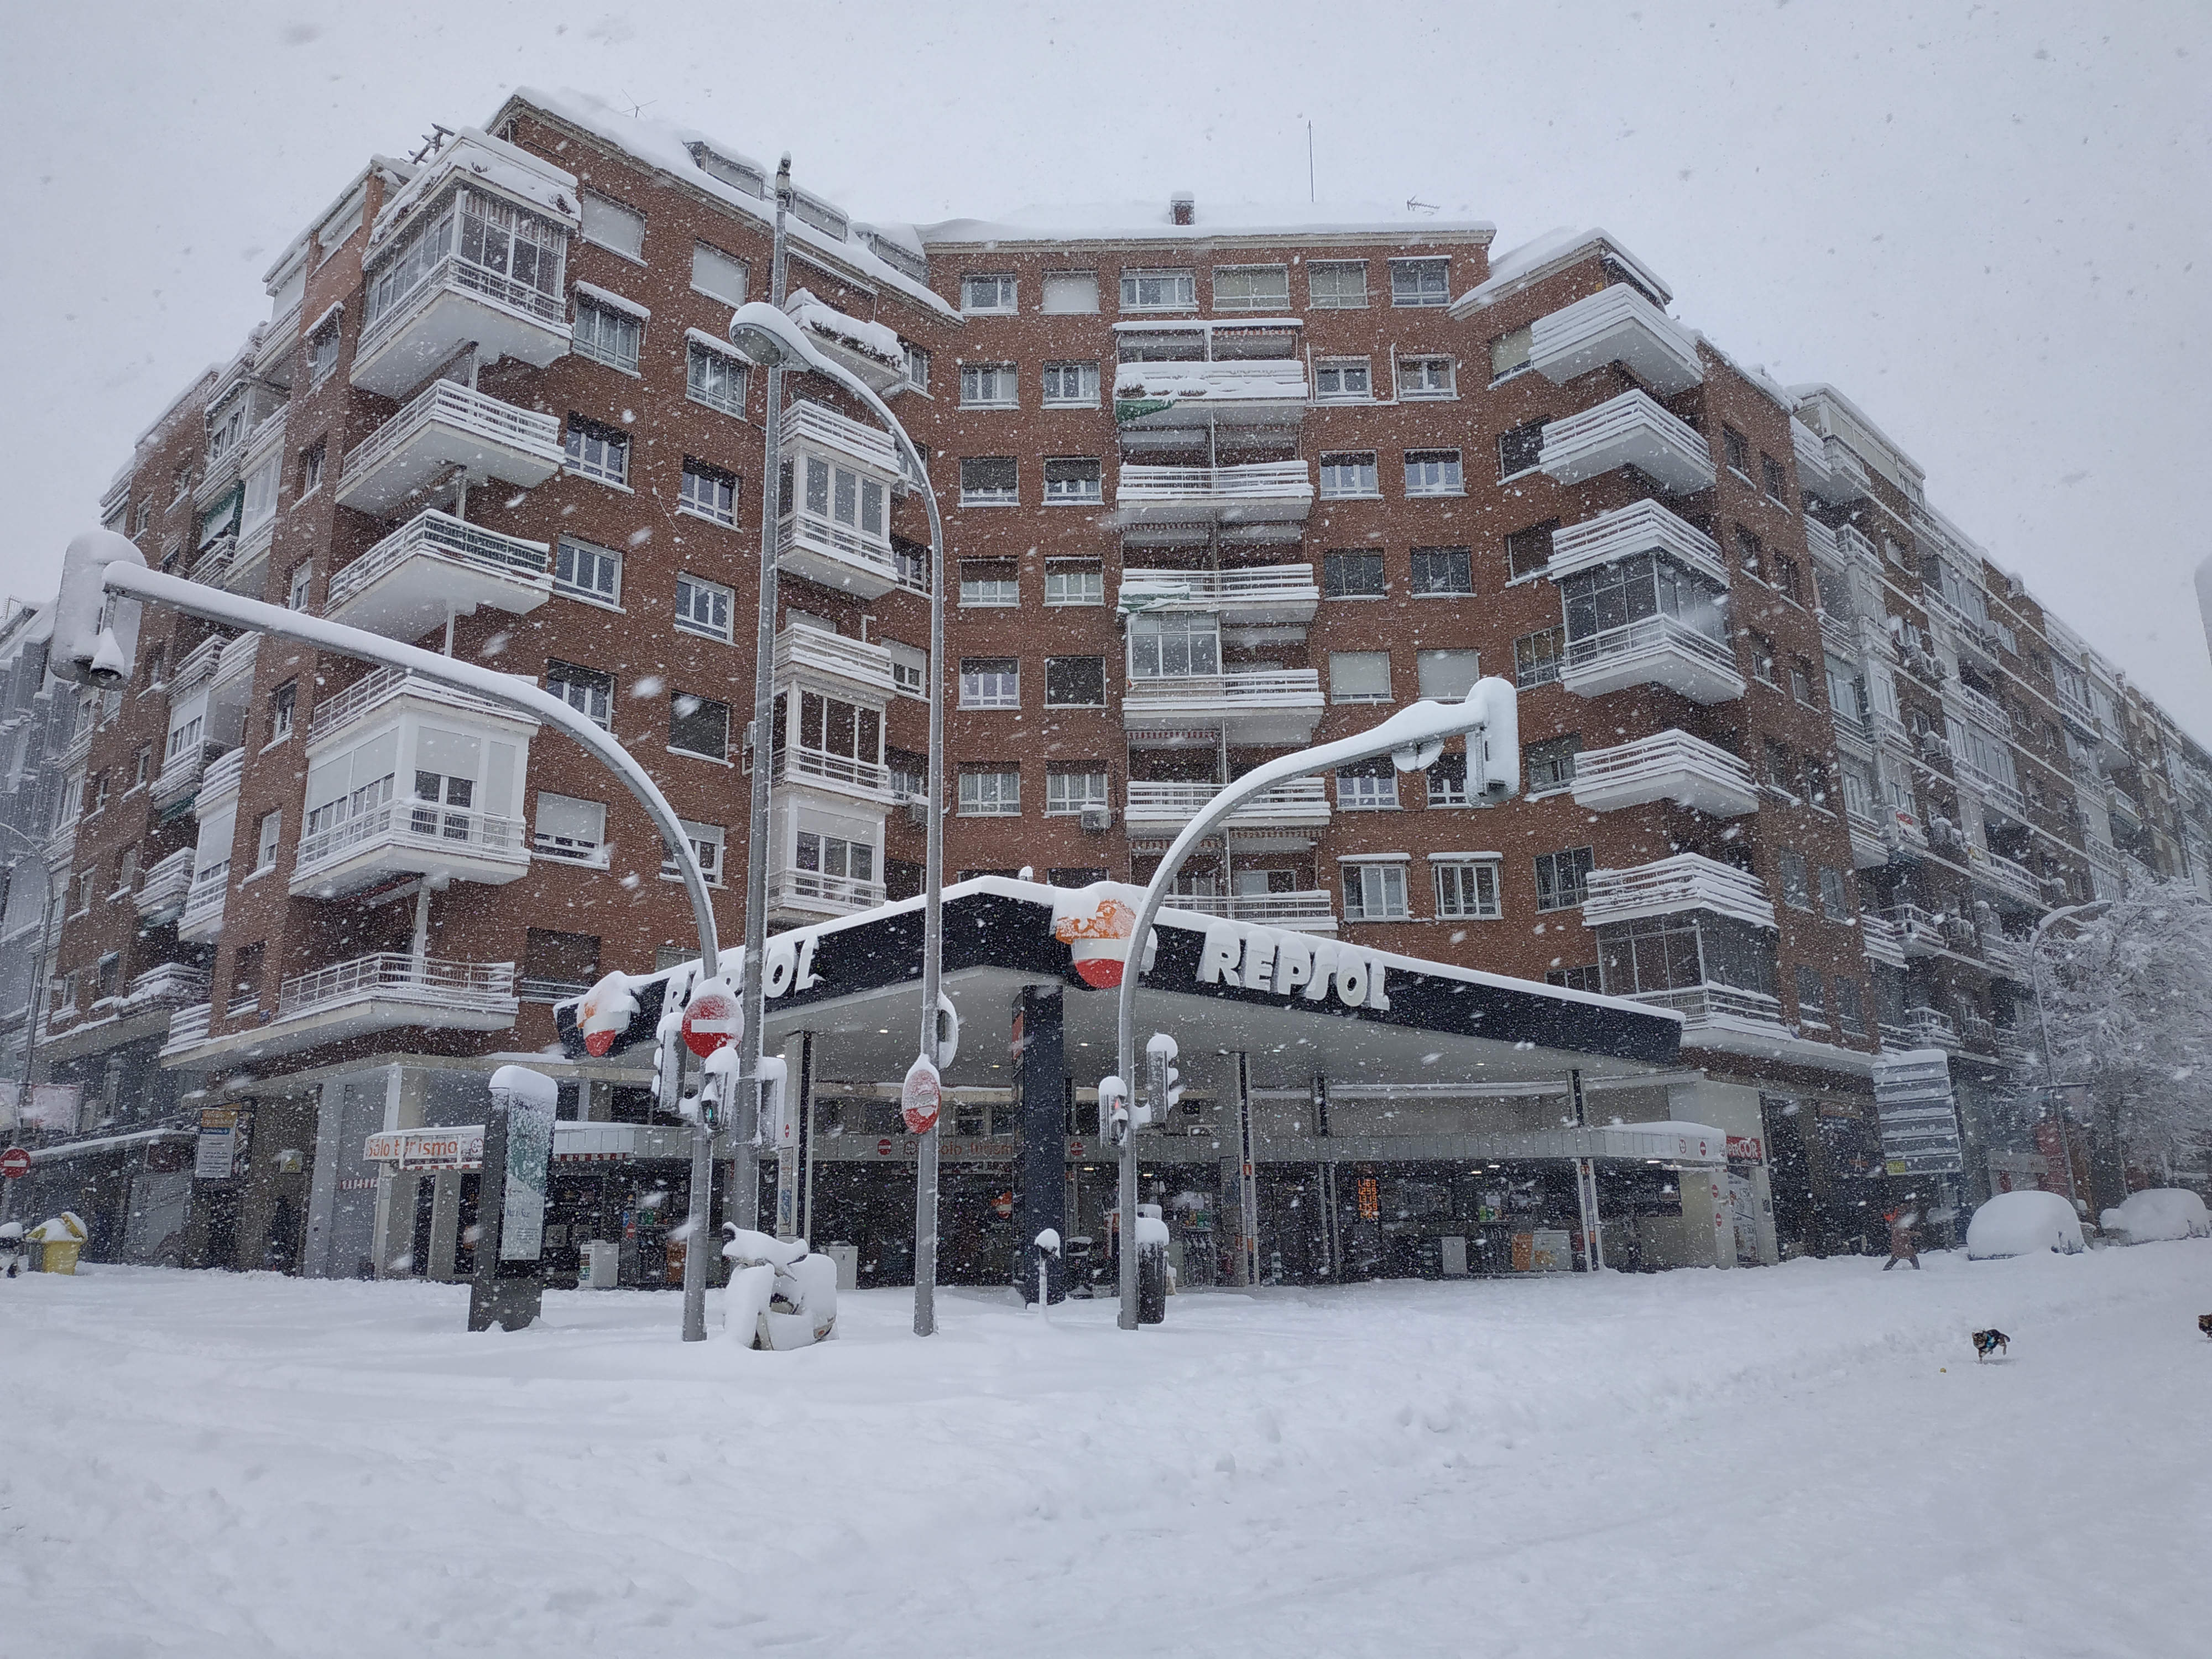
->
left=1053, top=895, right=1140, bottom=989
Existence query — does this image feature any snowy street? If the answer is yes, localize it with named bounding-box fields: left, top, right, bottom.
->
left=4, top=1248, right=2207, bottom=1658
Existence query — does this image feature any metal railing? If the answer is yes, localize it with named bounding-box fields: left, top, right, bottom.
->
left=1159, top=889, right=1338, bottom=929
left=199, top=747, right=245, bottom=804
left=133, top=848, right=196, bottom=916
left=1124, top=776, right=1331, bottom=825
left=293, top=800, right=528, bottom=881
left=772, top=624, right=898, bottom=693
left=767, top=869, right=886, bottom=912
left=1898, top=1007, right=1960, bottom=1049
left=337, top=379, right=562, bottom=499
left=1115, top=563, right=1319, bottom=611
left=1629, top=983, right=1788, bottom=1033
left=1858, top=913, right=1908, bottom=968
left=1582, top=852, right=1777, bottom=930
left=1548, top=499, right=1726, bottom=585
left=276, top=953, right=515, bottom=1021
left=773, top=746, right=889, bottom=794
left=125, top=963, right=210, bottom=1009
left=356, top=253, right=570, bottom=366
left=1569, top=728, right=1754, bottom=808
left=161, top=1002, right=211, bottom=1054
left=1562, top=614, right=1738, bottom=680
left=306, top=664, right=524, bottom=745
left=1538, top=388, right=1714, bottom=484
left=179, top=866, right=229, bottom=936
left=1116, top=461, right=1314, bottom=503
left=328, top=510, right=551, bottom=613
left=778, top=509, right=899, bottom=579
left=1122, top=668, right=1322, bottom=708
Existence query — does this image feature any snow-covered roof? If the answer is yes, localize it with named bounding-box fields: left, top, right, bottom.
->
left=1451, top=226, right=1672, bottom=313
left=1789, top=382, right=1927, bottom=496
left=918, top=201, right=1494, bottom=247
left=498, top=88, right=957, bottom=321
left=1690, top=332, right=1794, bottom=416
left=785, top=288, right=905, bottom=368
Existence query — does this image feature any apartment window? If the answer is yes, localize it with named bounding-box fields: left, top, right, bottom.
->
left=580, top=192, right=645, bottom=258
left=1772, top=555, right=1803, bottom=605
left=1794, top=966, right=1827, bottom=1027
left=1128, top=613, right=1219, bottom=679
left=1389, top=258, right=1450, bottom=307
left=662, top=820, right=725, bottom=886
left=1337, top=761, right=1399, bottom=811
left=299, top=439, right=326, bottom=496
left=1490, top=325, right=1533, bottom=379
left=1515, top=627, right=1566, bottom=688
left=1318, top=451, right=1379, bottom=498
left=1748, top=630, right=1777, bottom=685
left=669, top=692, right=730, bottom=759
left=1498, top=420, right=1547, bottom=477
left=307, top=319, right=340, bottom=388
left=1534, top=847, right=1595, bottom=912
left=674, top=574, right=734, bottom=641
left=1397, top=356, right=1457, bottom=399
left=1044, top=656, right=1106, bottom=707
left=903, top=343, right=931, bottom=392
left=564, top=416, right=629, bottom=485
left=1760, top=452, right=1789, bottom=501
left=146, top=644, right=169, bottom=688
left=1320, top=549, right=1385, bottom=600
left=690, top=241, right=747, bottom=304
left=547, top=660, right=614, bottom=728
left=132, top=745, right=151, bottom=787
left=1045, top=560, right=1104, bottom=606
left=74, top=871, right=96, bottom=915
left=1802, top=754, right=1832, bottom=811
left=881, top=641, right=927, bottom=701
left=1331, top=650, right=1392, bottom=705
left=521, top=929, right=602, bottom=1000
left=287, top=563, right=314, bottom=609
left=1764, top=738, right=1796, bottom=794
left=268, top=682, right=296, bottom=743
left=1044, top=457, right=1103, bottom=504
left=1343, top=860, right=1410, bottom=920
left=1046, top=767, right=1110, bottom=815
left=1417, top=649, right=1483, bottom=702
left=1525, top=735, right=1579, bottom=794
left=1405, top=450, right=1464, bottom=496
left=1789, top=658, right=1817, bottom=706
left=1835, top=976, right=1867, bottom=1037
left=794, top=827, right=871, bottom=890
left=887, top=747, right=930, bottom=799
left=254, top=811, right=283, bottom=873
left=958, top=768, right=1021, bottom=816
left=1819, top=865, right=1851, bottom=921
left=961, top=362, right=1019, bottom=407
left=1435, top=859, right=1503, bottom=920
left=1119, top=268, right=1196, bottom=311
left=1779, top=849, right=1813, bottom=910
left=1214, top=264, right=1290, bottom=310
left=1548, top=964, right=1603, bottom=993
left=1730, top=526, right=1764, bottom=579
left=1307, top=260, right=1369, bottom=308
left=1722, top=425, right=1750, bottom=476
left=678, top=460, right=738, bottom=526
left=1313, top=358, right=1372, bottom=401
left=134, top=500, right=153, bottom=535
left=1040, top=272, right=1099, bottom=314
left=1426, top=753, right=1469, bottom=806
left=958, top=559, right=1019, bottom=607
left=573, top=296, right=643, bottom=372
left=1041, top=361, right=1100, bottom=406
left=529, top=796, right=606, bottom=872
left=1410, top=546, right=1472, bottom=596
left=961, top=658, right=1020, bottom=708
left=554, top=536, right=620, bottom=605
left=686, top=340, right=747, bottom=415
left=961, top=273, right=1017, bottom=314
left=961, top=456, right=1017, bottom=506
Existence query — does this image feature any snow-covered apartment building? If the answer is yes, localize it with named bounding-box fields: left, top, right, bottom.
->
left=6, top=90, right=2208, bottom=1286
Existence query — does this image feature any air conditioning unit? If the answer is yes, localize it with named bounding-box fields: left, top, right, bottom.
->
left=1918, top=733, right=1952, bottom=764
left=1079, top=807, right=1114, bottom=832
left=904, top=799, right=929, bottom=830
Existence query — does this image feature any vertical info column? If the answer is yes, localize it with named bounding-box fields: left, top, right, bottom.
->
left=1015, top=985, right=1067, bottom=1305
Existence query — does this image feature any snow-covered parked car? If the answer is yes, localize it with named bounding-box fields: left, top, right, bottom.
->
left=2099, top=1188, right=2211, bottom=1244
left=1966, top=1190, right=2086, bottom=1259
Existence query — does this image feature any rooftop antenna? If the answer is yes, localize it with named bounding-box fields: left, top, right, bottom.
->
left=409, top=123, right=454, bottom=165
left=619, top=90, right=658, bottom=118
left=1406, top=196, right=1439, bottom=215
left=1307, top=122, right=1316, bottom=204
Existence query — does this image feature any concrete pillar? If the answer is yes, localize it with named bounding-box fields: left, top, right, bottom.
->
left=426, top=1172, right=463, bottom=1280
left=301, top=1078, right=345, bottom=1279
left=1678, top=1168, right=1733, bottom=1268
left=1232, top=1052, right=1259, bottom=1290
left=368, top=1065, right=423, bottom=1277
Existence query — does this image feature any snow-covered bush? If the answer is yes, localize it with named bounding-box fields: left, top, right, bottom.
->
left=2099, top=1188, right=2211, bottom=1244
left=1966, top=1190, right=2086, bottom=1259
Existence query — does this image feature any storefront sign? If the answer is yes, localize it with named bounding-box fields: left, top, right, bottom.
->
left=494, top=1070, right=558, bottom=1262
left=1726, top=1135, right=1764, bottom=1164
left=195, top=1107, right=249, bottom=1182
left=1871, top=1051, right=1964, bottom=1176
left=364, top=1127, right=486, bottom=1170
left=1196, top=923, right=1392, bottom=1011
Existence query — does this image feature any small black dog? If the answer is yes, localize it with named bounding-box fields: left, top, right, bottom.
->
left=2198, top=1314, right=2211, bottom=1340
left=1973, top=1328, right=2010, bottom=1361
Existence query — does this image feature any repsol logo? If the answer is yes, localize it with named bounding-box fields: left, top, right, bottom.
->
left=1194, top=922, right=1391, bottom=1011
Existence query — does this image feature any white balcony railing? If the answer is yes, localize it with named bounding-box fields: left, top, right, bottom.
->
left=1569, top=729, right=1757, bottom=817
left=1113, top=461, right=1314, bottom=523
left=1160, top=889, right=1339, bottom=932
left=1124, top=776, right=1332, bottom=830
left=1547, top=499, right=1728, bottom=586
left=1630, top=983, right=1789, bottom=1036
left=1117, top=564, right=1320, bottom=621
left=1121, top=669, right=1325, bottom=745
left=772, top=624, right=898, bottom=697
left=278, top=953, right=515, bottom=1022
left=776, top=512, right=900, bottom=596
left=198, top=746, right=245, bottom=807
left=160, top=1002, right=212, bottom=1056
left=773, top=747, right=890, bottom=796
left=767, top=869, right=886, bottom=915
left=133, top=848, right=196, bottom=921
left=151, top=744, right=211, bottom=807
left=1970, top=848, right=2041, bottom=907
left=1858, top=913, right=1908, bottom=969
left=1559, top=614, right=1745, bottom=706
left=1529, top=285, right=1704, bottom=396
left=326, top=509, right=551, bottom=634
left=335, top=379, right=563, bottom=515
left=306, top=664, right=528, bottom=747
left=1538, top=389, right=1717, bottom=494
left=125, top=963, right=210, bottom=1011
left=292, top=801, right=528, bottom=886
left=784, top=399, right=901, bottom=475
left=1944, top=678, right=2011, bottom=736
left=178, top=867, right=229, bottom=941
left=353, top=253, right=572, bottom=390
left=1802, top=433, right=1870, bottom=503
left=1896, top=1007, right=1960, bottom=1051
left=1583, top=853, right=1777, bottom=930
left=1114, top=358, right=1311, bottom=421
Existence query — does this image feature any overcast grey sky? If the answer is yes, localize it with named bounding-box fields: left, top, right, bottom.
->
left=2, top=1, right=2204, bottom=734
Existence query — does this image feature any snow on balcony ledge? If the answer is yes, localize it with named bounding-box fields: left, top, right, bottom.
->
left=1548, top=500, right=1726, bottom=587
left=1582, top=853, right=1777, bottom=931
left=1538, top=389, right=1717, bottom=495
left=1571, top=729, right=1757, bottom=818
left=1529, top=285, right=1703, bottom=396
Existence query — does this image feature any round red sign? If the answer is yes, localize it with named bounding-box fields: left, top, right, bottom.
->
left=1, top=1147, right=31, bottom=1179
left=680, top=990, right=742, bottom=1060
left=900, top=1067, right=942, bottom=1135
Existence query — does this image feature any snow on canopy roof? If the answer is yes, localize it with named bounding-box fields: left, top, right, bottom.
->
left=919, top=201, right=1494, bottom=246
left=502, top=88, right=956, bottom=320
left=1452, top=226, right=1673, bottom=311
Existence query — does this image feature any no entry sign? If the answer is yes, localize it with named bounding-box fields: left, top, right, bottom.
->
left=900, top=1056, right=942, bottom=1135
left=681, top=984, right=742, bottom=1059
left=1, top=1147, right=30, bottom=1178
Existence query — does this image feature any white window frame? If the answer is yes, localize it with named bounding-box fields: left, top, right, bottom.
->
left=1416, top=649, right=1483, bottom=702
left=689, top=241, right=747, bottom=305
left=1040, top=272, right=1100, bottom=315
left=902, top=342, right=931, bottom=393
left=961, top=273, right=1017, bottom=314
left=1313, top=358, right=1373, bottom=402
left=959, top=362, right=1019, bottom=408
left=1389, top=257, right=1451, bottom=308
left=959, top=457, right=1018, bottom=507
left=1041, top=361, right=1101, bottom=408
left=1433, top=858, right=1503, bottom=920
left=1397, top=356, right=1457, bottom=399
left=685, top=336, right=747, bottom=416
left=254, top=810, right=283, bottom=873
left=286, top=564, right=314, bottom=611
left=553, top=537, right=622, bottom=608
left=1336, top=765, right=1399, bottom=811
left=1342, top=860, right=1410, bottom=921
left=959, top=658, right=1021, bottom=709
left=1045, top=561, right=1104, bottom=607
left=958, top=564, right=1020, bottom=608
left=1212, top=264, right=1290, bottom=311
left=674, top=574, right=734, bottom=641
left=1042, top=457, right=1103, bottom=505
left=1318, top=451, right=1380, bottom=499
left=1119, top=268, right=1197, bottom=312
left=533, top=792, right=608, bottom=866
left=1405, top=449, right=1465, bottom=496
left=663, top=820, right=725, bottom=885
left=572, top=296, right=643, bottom=373
left=565, top=420, right=629, bottom=486
left=580, top=192, right=645, bottom=260
left=958, top=769, right=1021, bottom=817
left=1046, top=768, right=1110, bottom=816
left=1307, top=260, right=1369, bottom=309
left=678, top=462, right=738, bottom=526
left=1330, top=650, right=1394, bottom=705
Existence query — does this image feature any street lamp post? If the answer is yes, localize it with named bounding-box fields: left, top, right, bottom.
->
left=724, top=290, right=948, bottom=1337
left=1108, top=678, right=1521, bottom=1329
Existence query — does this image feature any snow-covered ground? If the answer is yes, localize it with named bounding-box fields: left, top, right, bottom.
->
left=4, top=1246, right=2207, bottom=1658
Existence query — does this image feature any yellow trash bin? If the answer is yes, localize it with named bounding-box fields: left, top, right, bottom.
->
left=29, top=1211, right=88, bottom=1274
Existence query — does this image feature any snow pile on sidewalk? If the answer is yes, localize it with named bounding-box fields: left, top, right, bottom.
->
left=2, top=1244, right=2207, bottom=1657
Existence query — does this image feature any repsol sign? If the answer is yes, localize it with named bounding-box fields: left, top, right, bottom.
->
left=1194, top=922, right=1392, bottom=1011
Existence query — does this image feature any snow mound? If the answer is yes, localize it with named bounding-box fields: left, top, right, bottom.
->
left=1966, top=1190, right=2085, bottom=1260
left=2100, top=1188, right=2211, bottom=1244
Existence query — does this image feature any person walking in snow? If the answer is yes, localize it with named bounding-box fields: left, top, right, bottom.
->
left=1882, top=1209, right=1921, bottom=1270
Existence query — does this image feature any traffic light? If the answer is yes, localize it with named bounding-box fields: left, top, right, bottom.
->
left=1097, top=1074, right=1129, bottom=1145
left=50, top=529, right=147, bottom=688
left=1144, top=1032, right=1181, bottom=1130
